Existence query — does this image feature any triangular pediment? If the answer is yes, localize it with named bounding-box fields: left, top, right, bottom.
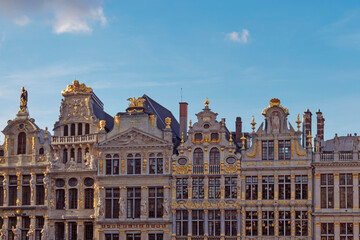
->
left=98, top=127, right=169, bottom=147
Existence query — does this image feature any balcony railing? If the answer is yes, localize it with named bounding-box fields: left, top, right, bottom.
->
left=51, top=134, right=97, bottom=145
left=320, top=153, right=334, bottom=161
left=339, top=152, right=352, bottom=161
left=193, top=165, right=204, bottom=174
left=209, top=164, right=221, bottom=174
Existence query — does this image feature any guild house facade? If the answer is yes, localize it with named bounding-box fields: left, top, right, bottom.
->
left=0, top=80, right=359, bottom=240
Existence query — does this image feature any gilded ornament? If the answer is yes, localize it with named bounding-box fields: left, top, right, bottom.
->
left=229, top=131, right=233, bottom=146
left=246, top=142, right=257, bottom=158
left=224, top=165, right=237, bottom=174
left=126, top=97, right=146, bottom=113
left=274, top=140, right=278, bottom=157
left=5, top=137, right=8, bottom=152
left=204, top=97, right=210, bottom=107
left=296, top=114, right=302, bottom=132
left=143, top=158, right=147, bottom=173
left=176, top=166, right=188, bottom=175
left=149, top=115, right=155, bottom=130
left=121, top=159, right=125, bottom=173
left=262, top=98, right=289, bottom=115
left=99, top=120, right=106, bottom=131
left=189, top=120, right=192, bottom=128
left=99, top=158, right=103, bottom=173
left=32, top=137, right=35, bottom=150
left=61, top=80, right=92, bottom=95
left=165, top=117, right=171, bottom=128
left=295, top=141, right=306, bottom=156
left=307, top=131, right=312, bottom=148
left=114, top=116, right=120, bottom=132
left=19, top=87, right=28, bottom=112
left=250, top=116, right=256, bottom=133
left=240, top=133, right=246, bottom=149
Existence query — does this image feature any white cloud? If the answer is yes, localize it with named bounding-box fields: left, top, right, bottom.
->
left=227, top=29, right=250, bottom=43
left=0, top=0, right=106, bottom=34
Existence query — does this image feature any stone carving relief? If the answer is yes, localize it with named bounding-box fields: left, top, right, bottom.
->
left=60, top=98, right=91, bottom=122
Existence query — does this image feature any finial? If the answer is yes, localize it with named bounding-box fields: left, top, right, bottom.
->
left=165, top=117, right=171, bottom=128
left=221, top=118, right=225, bottom=127
left=296, top=114, right=302, bottom=132
left=204, top=97, right=210, bottom=107
left=45, top=127, right=48, bottom=138
left=229, top=131, right=233, bottom=146
left=307, top=131, right=312, bottom=148
left=251, top=115, right=256, bottom=133
left=189, top=120, right=192, bottom=128
left=240, top=133, right=246, bottom=150
left=181, top=132, right=184, bottom=147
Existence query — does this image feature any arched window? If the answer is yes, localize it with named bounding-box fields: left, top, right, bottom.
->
left=64, top=125, right=68, bottom=136
left=106, top=154, right=112, bottom=175
left=39, top=148, right=44, bottom=155
left=69, top=188, right=78, bottom=209
left=78, top=123, right=82, bottom=136
left=70, top=148, right=75, bottom=161
left=18, top=132, right=26, bottom=154
left=193, top=148, right=204, bottom=165
left=71, top=124, right=75, bottom=136
left=77, top=148, right=82, bottom=163
left=85, top=124, right=90, bottom=135
left=56, top=189, right=65, bottom=209
left=209, top=148, right=220, bottom=165
left=63, top=149, right=68, bottom=163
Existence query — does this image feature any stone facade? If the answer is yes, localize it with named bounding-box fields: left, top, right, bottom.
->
left=0, top=81, right=359, bottom=240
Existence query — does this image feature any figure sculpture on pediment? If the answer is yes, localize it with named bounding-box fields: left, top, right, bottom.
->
left=97, top=196, right=104, bottom=217
left=271, top=111, right=280, bottom=133
left=163, top=197, right=169, bottom=216
left=119, top=197, right=126, bottom=216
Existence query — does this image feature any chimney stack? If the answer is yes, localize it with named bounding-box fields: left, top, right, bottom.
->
left=179, top=102, right=188, bottom=141
left=235, top=117, right=242, bottom=142
left=303, top=109, right=312, bottom=147
left=316, top=109, right=325, bottom=141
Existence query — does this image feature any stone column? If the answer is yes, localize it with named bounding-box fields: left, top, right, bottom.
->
left=141, top=186, right=148, bottom=220
left=2, top=216, right=8, bottom=239
left=204, top=176, right=208, bottom=200
left=334, top=173, right=340, bottom=210
left=119, top=230, right=126, bottom=240
left=16, top=172, right=21, bottom=207
left=307, top=207, right=312, bottom=238
left=334, top=222, right=340, bottom=240
left=257, top=208, right=262, bottom=237
left=353, top=222, right=359, bottom=240
left=308, top=173, right=312, bottom=203
left=258, top=176, right=262, bottom=201
left=220, top=176, right=225, bottom=199
left=291, top=174, right=295, bottom=201
left=163, top=185, right=171, bottom=220
left=220, top=209, right=225, bottom=238
left=291, top=208, right=295, bottom=237
left=236, top=210, right=241, bottom=239
left=314, top=173, right=321, bottom=210
left=171, top=210, right=176, bottom=240
left=241, top=210, right=246, bottom=237
left=353, top=173, right=359, bottom=210
left=274, top=209, right=279, bottom=237
left=2, top=173, right=7, bottom=207
left=28, top=216, right=36, bottom=240
left=187, top=210, right=192, bottom=238
left=119, top=187, right=126, bottom=220
left=30, top=173, right=35, bottom=206
left=77, top=222, right=83, bottom=240
left=204, top=210, right=209, bottom=238
left=64, top=222, right=69, bottom=240
left=274, top=175, right=279, bottom=201
left=314, top=222, right=321, bottom=240
left=141, top=230, right=147, bottom=239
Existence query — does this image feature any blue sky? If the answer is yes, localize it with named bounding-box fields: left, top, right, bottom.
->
left=0, top=0, right=360, bottom=141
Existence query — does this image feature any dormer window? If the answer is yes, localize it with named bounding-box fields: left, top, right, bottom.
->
left=211, top=133, right=219, bottom=142
left=195, top=133, right=202, bottom=141
left=18, top=132, right=26, bottom=154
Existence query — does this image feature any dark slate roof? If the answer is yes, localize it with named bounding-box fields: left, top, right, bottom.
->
left=92, top=93, right=114, bottom=132
left=38, top=129, right=51, bottom=144
left=321, top=136, right=355, bottom=152
left=142, top=94, right=180, bottom=138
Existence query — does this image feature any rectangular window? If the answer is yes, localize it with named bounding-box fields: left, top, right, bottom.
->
left=149, top=154, right=163, bottom=174
left=35, top=216, right=44, bottom=240
left=36, top=174, right=44, bottom=205
left=278, top=175, right=291, bottom=200
left=176, top=178, right=188, bottom=200
left=148, top=187, right=163, bottom=218
left=278, top=211, right=291, bottom=236
left=245, top=211, right=258, bottom=236
left=9, top=175, right=17, bottom=206
left=321, top=223, right=334, bottom=240
left=245, top=176, right=258, bottom=200
left=105, top=188, right=120, bottom=219
left=225, top=177, right=237, bottom=199
left=55, top=222, right=65, bottom=240
left=340, top=173, right=353, bottom=208
left=192, top=210, right=204, bottom=236
left=262, top=140, right=274, bottom=160
left=208, top=177, right=220, bottom=199
left=8, top=217, right=16, bottom=240
left=84, top=222, right=93, bottom=240
left=126, top=233, right=141, bottom=240
left=85, top=188, right=94, bottom=209
left=340, top=223, right=353, bottom=239
left=278, top=140, right=291, bottom=160
left=68, top=188, right=78, bottom=209
left=148, top=233, right=163, bottom=240
left=225, top=210, right=237, bottom=236
left=105, top=233, right=119, bottom=240
left=295, top=175, right=308, bottom=200
left=192, top=177, right=204, bottom=199
left=127, top=187, right=141, bottom=219
left=68, top=222, right=77, bottom=240
left=21, top=216, right=30, bottom=240
left=262, top=176, right=274, bottom=200
left=0, top=176, right=3, bottom=206
left=295, top=211, right=308, bottom=236
left=262, top=211, right=274, bottom=236
left=208, top=210, right=221, bottom=236
left=321, top=174, right=334, bottom=208
left=176, top=210, right=188, bottom=236
left=22, top=175, right=31, bottom=205
left=56, top=189, right=65, bottom=209
left=127, top=154, right=141, bottom=175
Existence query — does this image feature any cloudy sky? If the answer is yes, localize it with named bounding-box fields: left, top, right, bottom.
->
left=0, top=0, right=360, bottom=141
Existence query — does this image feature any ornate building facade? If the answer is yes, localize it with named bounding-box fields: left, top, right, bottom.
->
left=0, top=81, right=359, bottom=240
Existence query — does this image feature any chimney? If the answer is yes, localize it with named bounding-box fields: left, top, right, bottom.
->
left=179, top=102, right=188, bottom=141
left=303, top=109, right=312, bottom=147
left=316, top=109, right=325, bottom=141
left=235, top=117, right=242, bottom=142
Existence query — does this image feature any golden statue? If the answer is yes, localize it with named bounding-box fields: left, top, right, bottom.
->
left=165, top=117, right=171, bottom=128
left=99, top=120, right=106, bottom=131
left=204, top=97, right=210, bottom=107
left=127, top=97, right=146, bottom=108
left=20, top=87, right=28, bottom=112
left=61, top=80, right=92, bottom=95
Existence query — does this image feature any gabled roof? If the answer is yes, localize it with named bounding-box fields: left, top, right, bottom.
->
left=92, top=93, right=114, bottom=132
left=321, top=135, right=355, bottom=152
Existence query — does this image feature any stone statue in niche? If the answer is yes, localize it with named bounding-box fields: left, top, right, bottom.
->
left=271, top=111, right=281, bottom=134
